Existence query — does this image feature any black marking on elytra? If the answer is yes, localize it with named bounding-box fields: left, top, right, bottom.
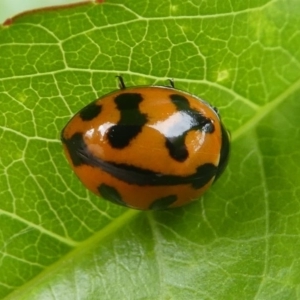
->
left=107, top=93, right=147, bottom=148
left=61, top=132, right=87, bottom=167
left=62, top=125, right=218, bottom=188
left=149, top=195, right=177, bottom=210
left=98, top=184, right=127, bottom=207
left=169, top=94, right=215, bottom=134
left=163, top=94, right=215, bottom=162
left=79, top=102, right=102, bottom=121
left=214, top=123, right=230, bottom=181
left=165, top=137, right=188, bottom=162
left=191, top=164, right=217, bottom=188
left=74, top=141, right=217, bottom=187
left=107, top=125, right=143, bottom=149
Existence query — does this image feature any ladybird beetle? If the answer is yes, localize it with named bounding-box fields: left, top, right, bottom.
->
left=61, top=77, right=230, bottom=210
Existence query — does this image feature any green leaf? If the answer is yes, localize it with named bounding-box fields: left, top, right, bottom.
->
left=1, top=0, right=300, bottom=299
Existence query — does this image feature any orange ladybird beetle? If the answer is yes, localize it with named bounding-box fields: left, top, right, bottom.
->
left=61, top=76, right=230, bottom=210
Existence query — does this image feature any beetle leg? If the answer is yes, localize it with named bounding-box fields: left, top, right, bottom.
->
left=116, top=75, right=126, bottom=89
left=168, top=78, right=175, bottom=88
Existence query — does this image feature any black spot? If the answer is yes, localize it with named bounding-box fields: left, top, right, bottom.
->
left=79, top=102, right=102, bottom=121
left=115, top=93, right=143, bottom=111
left=165, top=137, right=188, bottom=162
left=162, top=94, right=215, bottom=162
left=107, top=125, right=143, bottom=148
left=107, top=93, right=147, bottom=148
left=98, top=184, right=127, bottom=207
left=61, top=132, right=88, bottom=166
left=149, top=195, right=177, bottom=210
left=169, top=94, right=190, bottom=108
left=214, top=123, right=230, bottom=181
left=191, top=164, right=218, bottom=189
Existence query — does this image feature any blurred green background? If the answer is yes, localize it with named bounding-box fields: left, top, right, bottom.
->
left=0, top=0, right=81, bottom=23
